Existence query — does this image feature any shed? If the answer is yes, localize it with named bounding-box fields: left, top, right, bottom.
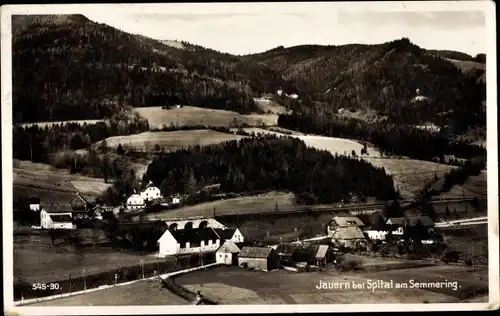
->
left=238, top=247, right=280, bottom=271
left=216, top=241, right=241, bottom=265
left=314, top=245, right=330, bottom=266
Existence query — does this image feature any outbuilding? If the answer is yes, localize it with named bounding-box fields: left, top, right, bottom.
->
left=216, top=241, right=241, bottom=265
left=237, top=247, right=280, bottom=271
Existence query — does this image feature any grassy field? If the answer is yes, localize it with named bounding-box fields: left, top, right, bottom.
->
left=13, top=160, right=112, bottom=207
left=134, top=106, right=279, bottom=130
left=147, top=192, right=297, bottom=220
left=96, top=129, right=247, bottom=152
left=19, top=119, right=105, bottom=128
left=29, top=279, right=188, bottom=306
left=437, top=225, right=489, bottom=263
left=433, top=171, right=487, bottom=199
left=14, top=231, right=166, bottom=284
left=174, top=264, right=488, bottom=304
left=253, top=98, right=291, bottom=115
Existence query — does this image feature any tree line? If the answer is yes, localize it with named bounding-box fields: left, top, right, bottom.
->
left=142, top=135, right=398, bottom=205
left=277, top=114, right=486, bottom=162
left=12, top=110, right=149, bottom=164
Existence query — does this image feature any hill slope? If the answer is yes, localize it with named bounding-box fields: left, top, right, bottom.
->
left=12, top=15, right=295, bottom=123
left=246, top=38, right=486, bottom=132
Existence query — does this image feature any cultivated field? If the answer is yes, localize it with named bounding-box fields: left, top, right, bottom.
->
left=134, top=106, right=279, bottom=130
left=19, top=119, right=105, bottom=128
left=147, top=192, right=296, bottom=220
left=13, top=160, right=112, bottom=206
left=96, top=129, right=247, bottom=152
left=14, top=232, right=167, bottom=284
left=29, top=279, right=188, bottom=306
left=174, top=264, right=488, bottom=304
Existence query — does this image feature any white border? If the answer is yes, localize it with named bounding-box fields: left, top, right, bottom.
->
left=1, top=1, right=498, bottom=314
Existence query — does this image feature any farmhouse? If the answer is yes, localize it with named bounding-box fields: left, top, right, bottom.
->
left=213, top=228, right=245, bottom=244
left=69, top=192, right=92, bottom=212
left=238, top=247, right=280, bottom=272
left=326, top=216, right=365, bottom=236
left=40, top=209, right=75, bottom=230
left=127, top=194, right=146, bottom=210
left=216, top=241, right=241, bottom=265
left=157, top=227, right=222, bottom=256
left=165, top=218, right=227, bottom=231
left=140, top=181, right=163, bottom=202
left=386, top=216, right=435, bottom=237
left=28, top=197, right=40, bottom=211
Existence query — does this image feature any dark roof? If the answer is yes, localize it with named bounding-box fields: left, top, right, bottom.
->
left=213, top=228, right=236, bottom=240
left=49, top=214, right=73, bottom=222
left=238, top=247, right=275, bottom=259
left=331, top=216, right=365, bottom=227
left=386, top=216, right=434, bottom=227
left=69, top=193, right=90, bottom=208
left=28, top=197, right=40, bottom=204
left=366, top=220, right=389, bottom=231
left=171, top=227, right=220, bottom=244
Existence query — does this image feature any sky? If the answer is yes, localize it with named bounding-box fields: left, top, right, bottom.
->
left=83, top=9, right=486, bottom=57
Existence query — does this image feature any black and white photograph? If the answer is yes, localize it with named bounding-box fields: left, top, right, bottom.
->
left=2, top=1, right=498, bottom=314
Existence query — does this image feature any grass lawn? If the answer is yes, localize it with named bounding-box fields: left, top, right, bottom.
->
left=134, top=106, right=278, bottom=130
left=96, top=129, right=247, bottom=152
left=174, top=265, right=488, bottom=304
left=28, top=279, right=188, bottom=306
left=147, top=192, right=296, bottom=220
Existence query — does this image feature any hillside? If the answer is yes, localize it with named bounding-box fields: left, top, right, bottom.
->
left=12, top=14, right=295, bottom=123
left=246, top=38, right=486, bottom=132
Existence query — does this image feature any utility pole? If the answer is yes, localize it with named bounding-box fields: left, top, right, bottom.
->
left=82, top=269, right=87, bottom=290
left=140, top=259, right=144, bottom=279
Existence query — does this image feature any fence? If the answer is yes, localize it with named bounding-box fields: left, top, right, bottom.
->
left=14, top=252, right=215, bottom=301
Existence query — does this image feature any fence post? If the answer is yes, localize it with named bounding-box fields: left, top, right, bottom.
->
left=140, top=259, right=144, bottom=279
left=82, top=269, right=86, bottom=290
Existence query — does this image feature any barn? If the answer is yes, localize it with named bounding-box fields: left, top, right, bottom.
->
left=216, top=241, right=241, bottom=265
left=238, top=247, right=280, bottom=271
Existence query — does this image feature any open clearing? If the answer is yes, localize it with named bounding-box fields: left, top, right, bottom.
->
left=29, top=279, right=188, bottom=306
left=134, top=106, right=278, bottom=130
left=96, top=129, right=247, bottom=152
left=13, top=160, right=112, bottom=207
left=174, top=264, right=487, bottom=304
left=253, top=98, right=291, bottom=115
left=147, top=192, right=296, bottom=220
left=19, top=119, right=104, bottom=128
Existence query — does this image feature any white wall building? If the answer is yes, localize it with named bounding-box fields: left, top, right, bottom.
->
left=365, top=230, right=388, bottom=240
left=28, top=197, right=40, bottom=211
left=216, top=241, right=241, bottom=265
left=140, top=182, right=163, bottom=202
left=40, top=210, right=75, bottom=230
left=171, top=197, right=181, bottom=204
left=157, top=227, right=222, bottom=257
left=214, top=228, right=245, bottom=243
left=127, top=194, right=145, bottom=210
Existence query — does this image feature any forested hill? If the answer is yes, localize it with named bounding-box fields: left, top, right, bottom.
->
left=12, top=14, right=297, bottom=123
left=246, top=38, right=486, bottom=131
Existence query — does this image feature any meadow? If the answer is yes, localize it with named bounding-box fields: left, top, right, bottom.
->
left=134, top=106, right=279, bottom=130
left=96, top=129, right=247, bottom=152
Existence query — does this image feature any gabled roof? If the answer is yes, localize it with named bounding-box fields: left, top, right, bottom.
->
left=238, top=247, right=274, bottom=259
left=315, top=245, right=330, bottom=260
left=69, top=192, right=90, bottom=207
left=332, top=227, right=366, bottom=240
left=213, top=228, right=236, bottom=240
left=141, top=181, right=157, bottom=191
left=386, top=216, right=434, bottom=227
left=171, top=227, right=220, bottom=244
left=331, top=216, right=365, bottom=227
left=217, top=240, right=241, bottom=253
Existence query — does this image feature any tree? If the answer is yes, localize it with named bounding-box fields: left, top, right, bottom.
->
left=102, top=155, right=109, bottom=183
left=445, top=205, right=451, bottom=218
left=99, top=139, right=108, bottom=154
left=351, top=149, right=357, bottom=157
left=154, top=143, right=161, bottom=153
left=383, top=200, right=403, bottom=218
left=160, top=172, right=176, bottom=197
left=117, top=143, right=124, bottom=155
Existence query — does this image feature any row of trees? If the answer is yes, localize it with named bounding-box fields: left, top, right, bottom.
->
left=142, top=135, right=398, bottom=205
left=277, top=114, right=486, bottom=162
left=12, top=110, right=149, bottom=163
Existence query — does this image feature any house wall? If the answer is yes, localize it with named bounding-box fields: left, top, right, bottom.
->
left=40, top=211, right=52, bottom=229
left=392, top=227, right=404, bottom=236
left=216, top=251, right=234, bottom=265
left=127, top=195, right=145, bottom=210
left=366, top=230, right=388, bottom=240
left=158, top=231, right=178, bottom=256
left=238, top=257, right=269, bottom=271
left=177, top=240, right=221, bottom=255
left=141, top=187, right=162, bottom=201
left=231, top=229, right=245, bottom=243
left=29, top=204, right=40, bottom=212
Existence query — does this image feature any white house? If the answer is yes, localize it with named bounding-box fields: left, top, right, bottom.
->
left=386, top=216, right=435, bottom=236
left=140, top=181, right=163, bottom=202
left=28, top=197, right=40, bottom=211
left=127, top=194, right=145, bottom=210
left=216, top=240, right=241, bottom=265
left=363, top=221, right=389, bottom=241
left=214, top=228, right=245, bottom=243
left=157, top=227, right=222, bottom=257
left=171, top=197, right=181, bottom=204
left=40, top=210, right=75, bottom=230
